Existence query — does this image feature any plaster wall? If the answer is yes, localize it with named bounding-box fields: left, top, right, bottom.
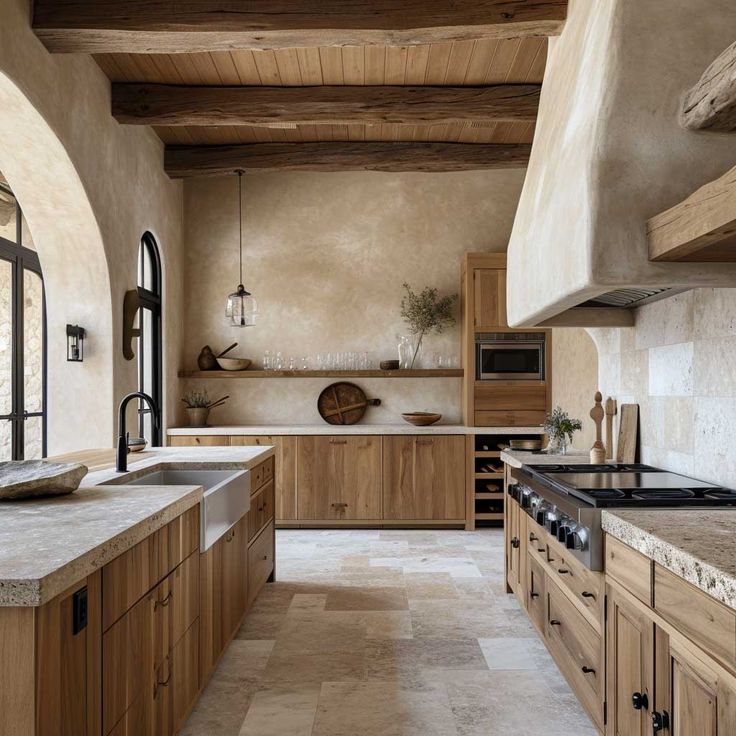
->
left=507, top=0, right=736, bottom=326
left=181, top=170, right=527, bottom=425
left=0, top=0, right=184, bottom=452
left=589, top=288, right=736, bottom=488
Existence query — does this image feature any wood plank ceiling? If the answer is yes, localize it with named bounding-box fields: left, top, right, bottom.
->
left=32, top=2, right=566, bottom=175
left=95, top=39, right=547, bottom=148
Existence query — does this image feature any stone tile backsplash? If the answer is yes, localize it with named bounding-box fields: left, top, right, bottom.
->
left=589, top=288, right=736, bottom=488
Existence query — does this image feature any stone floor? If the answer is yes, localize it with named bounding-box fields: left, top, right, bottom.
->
left=182, top=529, right=597, bottom=736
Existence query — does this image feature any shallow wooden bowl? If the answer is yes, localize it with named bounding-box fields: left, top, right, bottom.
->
left=401, top=412, right=442, bottom=426
left=216, top=357, right=252, bottom=371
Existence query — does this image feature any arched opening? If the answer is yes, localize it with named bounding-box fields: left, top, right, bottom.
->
left=0, top=69, right=114, bottom=454
left=136, top=232, right=163, bottom=445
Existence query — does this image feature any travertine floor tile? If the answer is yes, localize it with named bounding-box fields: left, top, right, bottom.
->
left=183, top=529, right=595, bottom=735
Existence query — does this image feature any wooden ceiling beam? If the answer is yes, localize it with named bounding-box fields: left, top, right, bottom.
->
left=33, top=0, right=567, bottom=53
left=681, top=41, right=736, bottom=132
left=164, top=142, right=531, bottom=177
left=112, top=84, right=541, bottom=127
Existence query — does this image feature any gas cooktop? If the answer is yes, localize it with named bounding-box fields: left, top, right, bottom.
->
left=525, top=463, right=735, bottom=507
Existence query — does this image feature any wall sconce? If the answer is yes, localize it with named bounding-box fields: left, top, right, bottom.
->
left=66, top=324, right=86, bottom=362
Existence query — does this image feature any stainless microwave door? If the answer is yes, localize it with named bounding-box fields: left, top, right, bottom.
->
left=478, top=343, right=543, bottom=379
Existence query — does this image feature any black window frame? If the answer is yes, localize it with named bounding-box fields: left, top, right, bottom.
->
left=136, top=232, right=163, bottom=446
left=0, top=182, right=47, bottom=460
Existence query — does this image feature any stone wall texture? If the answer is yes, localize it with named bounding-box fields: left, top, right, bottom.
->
left=589, top=288, right=736, bottom=488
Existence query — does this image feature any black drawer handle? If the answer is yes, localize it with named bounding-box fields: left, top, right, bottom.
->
left=582, top=591, right=596, bottom=600
left=530, top=592, right=539, bottom=599
left=651, top=711, right=669, bottom=732
left=331, top=502, right=348, bottom=508
left=529, top=533, right=537, bottom=542
left=537, top=547, right=545, bottom=553
left=557, top=568, right=569, bottom=575
left=581, top=666, right=595, bottom=675
left=510, top=537, right=520, bottom=549
left=329, top=439, right=348, bottom=445
left=550, top=619, right=561, bottom=626
left=632, top=692, right=648, bottom=711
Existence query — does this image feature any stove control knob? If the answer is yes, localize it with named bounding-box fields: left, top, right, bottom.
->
left=534, top=504, right=549, bottom=526
left=508, top=484, right=520, bottom=501
left=547, top=513, right=560, bottom=536
left=573, top=528, right=589, bottom=552
left=520, top=490, right=532, bottom=509
left=557, top=521, right=571, bottom=543
left=565, top=524, right=579, bottom=549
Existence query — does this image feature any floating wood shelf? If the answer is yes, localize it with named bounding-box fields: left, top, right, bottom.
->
left=474, top=450, right=502, bottom=458
left=474, top=472, right=504, bottom=480
left=648, top=163, right=736, bottom=262
left=178, top=369, right=464, bottom=379
left=475, top=492, right=504, bottom=500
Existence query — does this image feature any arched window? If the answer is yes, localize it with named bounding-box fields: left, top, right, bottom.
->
left=136, top=232, right=162, bottom=445
left=0, top=177, right=46, bottom=459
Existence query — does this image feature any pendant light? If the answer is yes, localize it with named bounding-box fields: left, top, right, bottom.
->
left=225, top=170, right=258, bottom=327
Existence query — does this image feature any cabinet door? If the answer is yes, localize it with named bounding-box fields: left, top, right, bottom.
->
left=168, top=435, right=230, bottom=447
left=297, top=436, right=381, bottom=519
left=171, top=622, right=200, bottom=734
left=654, top=626, right=736, bottom=736
left=382, top=436, right=465, bottom=520
left=231, top=436, right=297, bottom=520
left=474, top=268, right=507, bottom=328
left=606, top=584, right=654, bottom=736
left=526, top=554, right=546, bottom=632
left=220, top=517, right=247, bottom=643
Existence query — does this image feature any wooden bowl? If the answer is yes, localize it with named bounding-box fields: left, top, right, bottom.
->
left=216, top=357, right=252, bottom=371
left=401, top=412, right=442, bottom=426
left=380, top=360, right=400, bottom=370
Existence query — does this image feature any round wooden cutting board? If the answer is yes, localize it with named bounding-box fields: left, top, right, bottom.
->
left=317, top=382, right=381, bottom=425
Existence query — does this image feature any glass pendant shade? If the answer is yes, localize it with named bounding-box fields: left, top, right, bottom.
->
left=225, top=170, right=259, bottom=327
left=226, top=284, right=258, bottom=327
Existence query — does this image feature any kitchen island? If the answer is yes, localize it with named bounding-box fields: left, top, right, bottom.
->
left=0, top=445, right=275, bottom=736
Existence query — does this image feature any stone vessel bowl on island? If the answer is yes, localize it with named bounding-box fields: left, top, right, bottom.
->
left=0, top=461, right=88, bottom=500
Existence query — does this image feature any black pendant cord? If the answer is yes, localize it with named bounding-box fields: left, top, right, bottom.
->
left=238, top=170, right=244, bottom=288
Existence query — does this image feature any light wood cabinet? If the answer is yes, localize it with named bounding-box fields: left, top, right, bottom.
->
left=474, top=268, right=507, bottom=328
left=297, top=436, right=381, bottom=520
left=382, top=435, right=465, bottom=520
left=606, top=583, right=653, bottom=736
left=199, top=515, right=247, bottom=682
left=248, top=521, right=275, bottom=608
left=231, top=437, right=296, bottom=520
left=168, top=435, right=230, bottom=447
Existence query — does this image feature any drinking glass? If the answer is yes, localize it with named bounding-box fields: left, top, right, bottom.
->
left=263, top=350, right=271, bottom=370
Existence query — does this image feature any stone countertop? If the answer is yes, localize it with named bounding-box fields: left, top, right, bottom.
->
left=500, top=449, right=592, bottom=468
left=602, top=510, right=736, bottom=611
left=168, top=424, right=546, bottom=436
left=0, top=446, right=274, bottom=607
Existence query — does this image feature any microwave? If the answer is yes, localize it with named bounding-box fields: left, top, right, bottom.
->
left=475, top=333, right=545, bottom=380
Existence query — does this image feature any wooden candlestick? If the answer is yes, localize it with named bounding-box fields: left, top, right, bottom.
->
left=605, top=397, right=617, bottom=461
left=590, top=391, right=606, bottom=463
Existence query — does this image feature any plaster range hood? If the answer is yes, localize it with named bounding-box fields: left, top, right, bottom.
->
left=506, top=0, right=736, bottom=328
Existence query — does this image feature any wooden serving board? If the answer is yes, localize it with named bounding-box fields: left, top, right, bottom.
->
left=616, top=404, right=639, bottom=463
left=317, top=382, right=381, bottom=425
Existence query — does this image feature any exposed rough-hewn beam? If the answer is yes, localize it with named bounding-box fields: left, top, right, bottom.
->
left=164, top=142, right=531, bottom=177
left=112, top=84, right=541, bottom=127
left=33, top=0, right=567, bottom=53
left=648, top=163, right=736, bottom=262
left=681, top=41, right=736, bottom=132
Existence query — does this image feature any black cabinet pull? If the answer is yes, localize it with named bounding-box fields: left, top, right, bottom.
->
left=582, top=591, right=596, bottom=600
left=558, top=568, right=569, bottom=575
left=154, top=591, right=173, bottom=610
left=581, top=666, right=595, bottom=674
left=550, top=619, right=561, bottom=626
left=651, top=711, right=669, bottom=732
left=510, top=537, right=520, bottom=549
left=529, top=533, right=537, bottom=542
left=632, top=692, right=648, bottom=711
left=537, top=547, right=545, bottom=553
left=530, top=592, right=539, bottom=599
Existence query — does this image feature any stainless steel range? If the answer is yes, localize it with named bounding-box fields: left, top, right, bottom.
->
left=509, top=463, right=736, bottom=571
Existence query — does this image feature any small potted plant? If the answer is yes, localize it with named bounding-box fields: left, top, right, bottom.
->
left=544, top=406, right=583, bottom=455
left=181, top=389, right=229, bottom=428
left=400, top=283, right=457, bottom=369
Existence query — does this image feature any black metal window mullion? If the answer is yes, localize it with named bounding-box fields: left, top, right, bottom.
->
left=0, top=188, right=46, bottom=459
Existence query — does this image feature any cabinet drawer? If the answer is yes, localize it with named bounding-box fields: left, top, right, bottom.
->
left=169, top=551, right=199, bottom=649
left=654, top=564, right=736, bottom=668
left=248, top=521, right=274, bottom=607
left=248, top=482, right=273, bottom=542
left=171, top=621, right=200, bottom=734
left=475, top=410, right=547, bottom=427
left=168, top=435, right=230, bottom=447
left=605, top=535, right=652, bottom=605
left=252, top=456, right=275, bottom=492
left=474, top=382, right=547, bottom=411
left=545, top=550, right=603, bottom=633
left=102, top=506, right=199, bottom=630
left=526, top=554, right=546, bottom=633
left=546, top=581, right=603, bottom=729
